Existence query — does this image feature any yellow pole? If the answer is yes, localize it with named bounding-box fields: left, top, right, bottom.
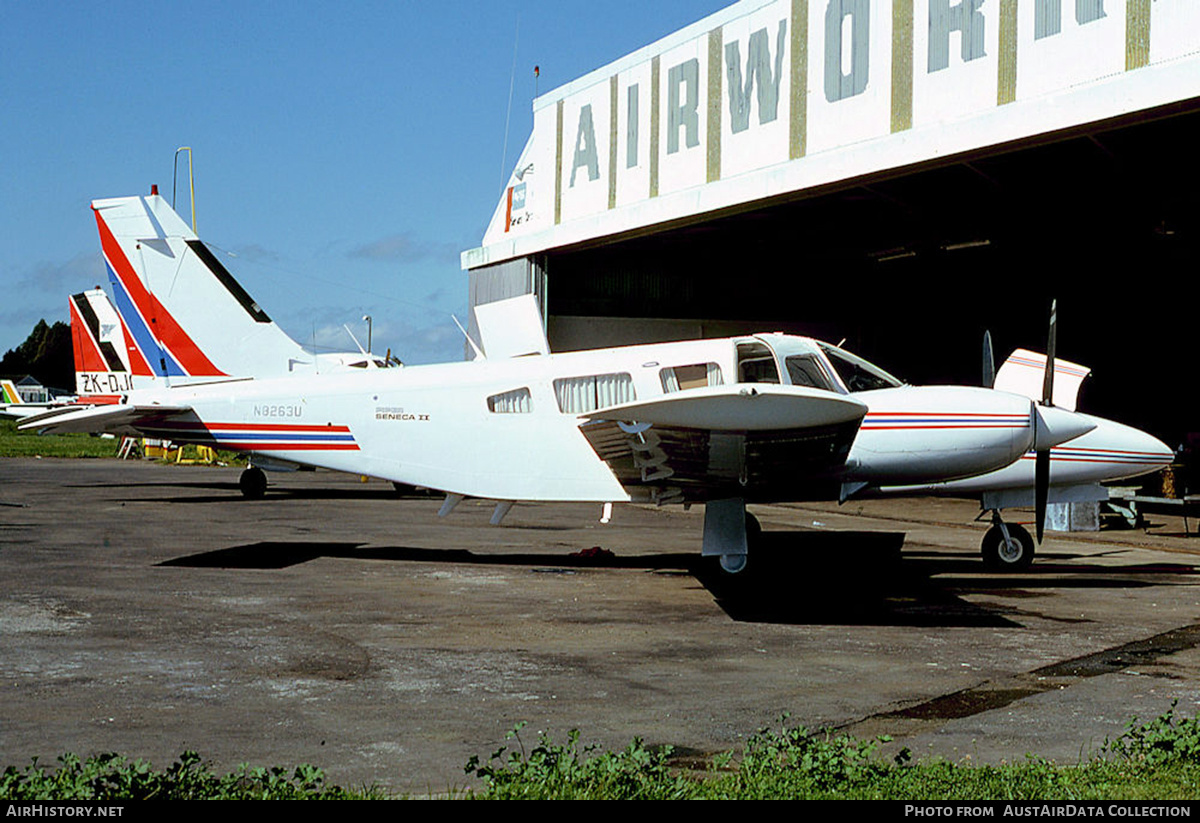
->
left=174, top=147, right=196, bottom=232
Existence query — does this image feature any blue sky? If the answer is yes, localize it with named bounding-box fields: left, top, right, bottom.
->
left=0, top=1, right=728, bottom=366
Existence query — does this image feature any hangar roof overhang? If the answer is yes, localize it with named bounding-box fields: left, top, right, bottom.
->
left=462, top=0, right=1200, bottom=272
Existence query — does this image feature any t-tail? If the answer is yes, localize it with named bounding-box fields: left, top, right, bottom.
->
left=92, top=193, right=318, bottom=383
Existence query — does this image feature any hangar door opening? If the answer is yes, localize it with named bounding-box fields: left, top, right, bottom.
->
left=544, top=104, right=1200, bottom=444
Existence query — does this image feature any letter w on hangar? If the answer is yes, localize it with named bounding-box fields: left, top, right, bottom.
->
left=461, top=0, right=1200, bottom=447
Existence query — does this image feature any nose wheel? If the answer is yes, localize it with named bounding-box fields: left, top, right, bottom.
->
left=981, top=513, right=1034, bottom=571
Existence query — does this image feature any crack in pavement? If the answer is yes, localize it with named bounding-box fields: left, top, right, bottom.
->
left=842, top=622, right=1200, bottom=741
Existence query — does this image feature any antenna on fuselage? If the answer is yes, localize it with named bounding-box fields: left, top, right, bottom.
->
left=343, top=325, right=368, bottom=356
left=452, top=315, right=485, bottom=360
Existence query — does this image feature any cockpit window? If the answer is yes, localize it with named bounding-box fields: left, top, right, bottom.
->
left=784, top=355, right=836, bottom=392
left=818, top=343, right=903, bottom=392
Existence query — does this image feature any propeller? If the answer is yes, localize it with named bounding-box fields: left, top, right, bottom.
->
left=982, top=329, right=995, bottom=389
left=1033, top=299, right=1057, bottom=543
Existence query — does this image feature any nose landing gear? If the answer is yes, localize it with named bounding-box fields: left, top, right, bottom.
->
left=981, top=510, right=1035, bottom=571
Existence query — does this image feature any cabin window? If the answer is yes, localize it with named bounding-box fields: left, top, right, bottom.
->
left=737, top=342, right=780, bottom=384
left=487, top=387, right=533, bottom=413
left=553, top=373, right=635, bottom=413
left=661, top=363, right=723, bottom=393
left=784, top=355, right=836, bottom=392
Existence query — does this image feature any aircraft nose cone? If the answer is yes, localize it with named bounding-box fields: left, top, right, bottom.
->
left=1032, top=403, right=1097, bottom=450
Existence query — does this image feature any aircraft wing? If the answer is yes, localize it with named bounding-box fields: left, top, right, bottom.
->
left=0, top=404, right=44, bottom=421
left=17, top=402, right=193, bottom=435
left=579, top=385, right=867, bottom=502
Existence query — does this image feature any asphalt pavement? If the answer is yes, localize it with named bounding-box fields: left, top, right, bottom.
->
left=2, top=458, right=1198, bottom=793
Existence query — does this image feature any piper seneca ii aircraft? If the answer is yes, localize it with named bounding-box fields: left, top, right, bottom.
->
left=22, top=193, right=1173, bottom=574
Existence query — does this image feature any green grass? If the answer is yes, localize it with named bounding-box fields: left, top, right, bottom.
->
left=462, top=708, right=1200, bottom=800
left=0, top=751, right=381, bottom=800
left=0, top=419, right=120, bottom=458
left=0, top=419, right=246, bottom=463
left=3, top=707, right=1200, bottom=800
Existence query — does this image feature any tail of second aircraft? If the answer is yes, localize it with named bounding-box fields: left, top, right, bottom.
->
left=69, top=287, right=160, bottom=397
left=92, top=193, right=319, bottom=384
left=0, top=379, right=23, bottom=406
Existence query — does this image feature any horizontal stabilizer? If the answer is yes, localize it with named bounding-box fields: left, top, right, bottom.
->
left=18, top=402, right=192, bottom=434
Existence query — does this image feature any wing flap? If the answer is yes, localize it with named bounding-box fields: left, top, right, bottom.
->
left=580, top=385, right=867, bottom=502
left=582, top=384, right=867, bottom=430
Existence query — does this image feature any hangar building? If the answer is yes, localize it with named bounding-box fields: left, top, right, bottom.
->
left=462, top=0, right=1200, bottom=444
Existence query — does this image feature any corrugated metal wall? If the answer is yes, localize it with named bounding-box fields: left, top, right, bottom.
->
left=466, top=256, right=548, bottom=356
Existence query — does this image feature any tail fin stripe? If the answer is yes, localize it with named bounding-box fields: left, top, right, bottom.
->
left=106, top=266, right=183, bottom=377
left=94, top=210, right=226, bottom=377
left=68, top=297, right=111, bottom=373
left=116, top=312, right=155, bottom=377
left=185, top=240, right=271, bottom=323
left=70, top=293, right=126, bottom=373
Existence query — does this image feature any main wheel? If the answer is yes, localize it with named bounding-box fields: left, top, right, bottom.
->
left=981, top=522, right=1034, bottom=571
left=719, top=553, right=748, bottom=573
left=715, top=512, right=761, bottom=575
left=239, top=466, right=267, bottom=500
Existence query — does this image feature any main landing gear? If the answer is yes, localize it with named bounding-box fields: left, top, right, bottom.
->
left=239, top=466, right=267, bottom=499
left=702, top=498, right=760, bottom=574
left=981, top=510, right=1035, bottom=571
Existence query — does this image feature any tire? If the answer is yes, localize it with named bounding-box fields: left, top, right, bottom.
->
left=239, top=466, right=267, bottom=500
left=981, top=522, right=1035, bottom=571
left=715, top=512, right=761, bottom=575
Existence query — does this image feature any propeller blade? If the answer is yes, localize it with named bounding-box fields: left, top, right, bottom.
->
left=982, top=330, right=995, bottom=389
left=1041, top=299, right=1057, bottom=406
left=1034, top=448, right=1050, bottom=543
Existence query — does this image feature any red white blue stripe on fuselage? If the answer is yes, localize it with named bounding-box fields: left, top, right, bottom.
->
left=1017, top=446, right=1173, bottom=466
left=140, top=420, right=359, bottom=452
left=861, top=412, right=1029, bottom=430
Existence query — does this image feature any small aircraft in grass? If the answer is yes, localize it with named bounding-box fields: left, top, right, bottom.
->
left=0, top=379, right=74, bottom=421
left=23, top=193, right=1173, bottom=573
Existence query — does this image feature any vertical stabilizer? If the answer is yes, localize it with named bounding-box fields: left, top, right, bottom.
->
left=91, top=194, right=314, bottom=381
left=69, top=288, right=156, bottom=396
left=0, top=379, right=23, bottom=405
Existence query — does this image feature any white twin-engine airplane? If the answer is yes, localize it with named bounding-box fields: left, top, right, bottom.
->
left=23, top=194, right=1172, bottom=574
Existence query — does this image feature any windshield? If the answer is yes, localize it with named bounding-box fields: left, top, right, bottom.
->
left=818, top=343, right=904, bottom=392
left=784, top=354, right=837, bottom=391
